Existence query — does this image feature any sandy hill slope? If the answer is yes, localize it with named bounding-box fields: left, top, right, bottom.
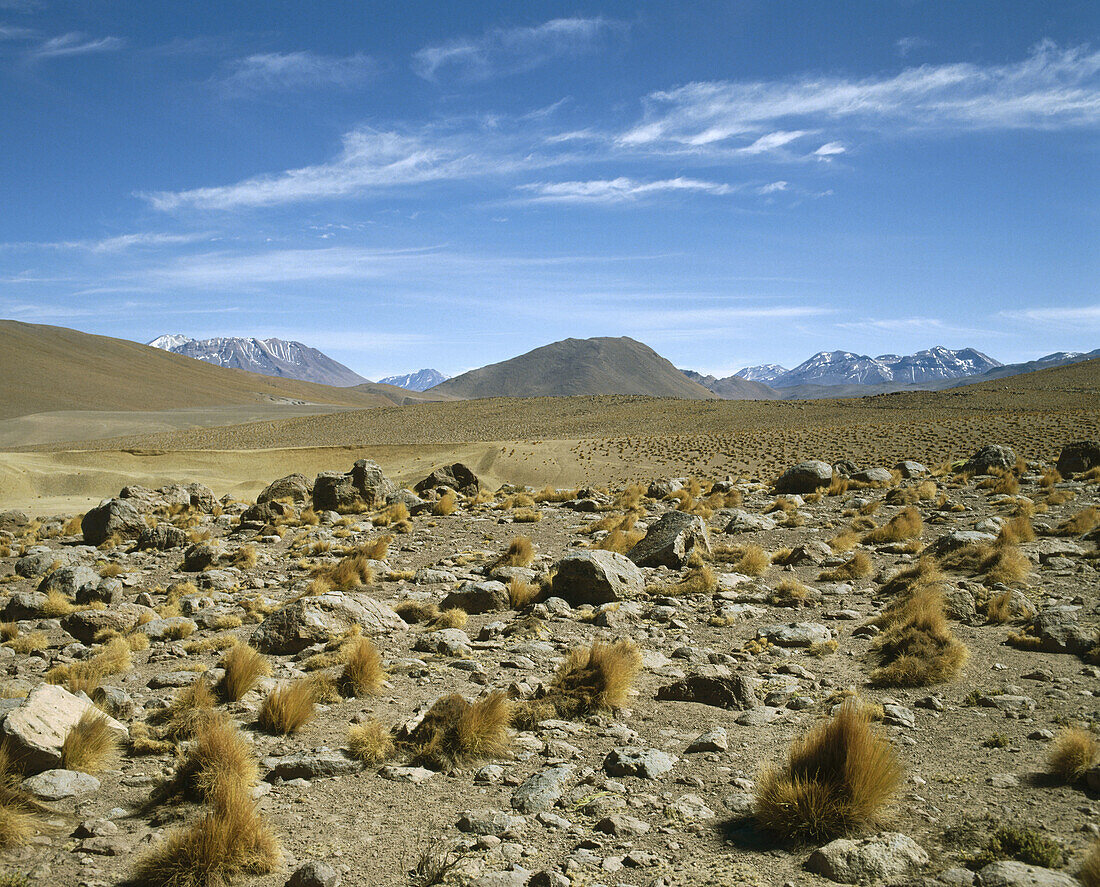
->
left=431, top=336, right=719, bottom=400
left=0, top=320, right=410, bottom=420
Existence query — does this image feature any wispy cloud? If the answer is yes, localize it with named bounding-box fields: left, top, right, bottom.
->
left=515, top=176, right=735, bottom=204
left=413, top=17, right=617, bottom=82
left=30, top=32, right=123, bottom=59
left=1001, top=304, right=1100, bottom=327
left=618, top=41, right=1100, bottom=152
left=1, top=232, right=211, bottom=252
left=895, top=36, right=930, bottom=58
left=0, top=24, right=35, bottom=40
left=220, top=51, right=379, bottom=94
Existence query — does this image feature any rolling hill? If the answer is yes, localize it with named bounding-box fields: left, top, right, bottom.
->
left=429, top=337, right=719, bottom=400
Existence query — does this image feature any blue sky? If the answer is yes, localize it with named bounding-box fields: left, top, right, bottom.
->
left=1, top=1, right=1097, bottom=380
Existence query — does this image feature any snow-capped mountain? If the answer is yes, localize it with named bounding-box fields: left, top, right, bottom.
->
left=738, top=346, right=1002, bottom=388
left=147, top=335, right=367, bottom=387
left=732, top=363, right=788, bottom=383
left=377, top=369, right=450, bottom=392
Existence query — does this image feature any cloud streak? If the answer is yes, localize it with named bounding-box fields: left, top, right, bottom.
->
left=220, top=51, right=378, bottom=94
left=413, top=17, right=616, bottom=82
left=515, top=176, right=735, bottom=204
left=30, top=32, right=123, bottom=58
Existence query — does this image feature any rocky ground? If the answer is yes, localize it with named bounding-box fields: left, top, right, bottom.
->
left=0, top=446, right=1098, bottom=887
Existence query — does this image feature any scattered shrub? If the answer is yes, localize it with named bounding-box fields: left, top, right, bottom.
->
left=1081, top=840, right=1100, bottom=887
left=258, top=680, right=316, bottom=735
left=754, top=700, right=902, bottom=842
left=0, top=744, right=41, bottom=849
left=428, top=608, right=467, bottom=630
left=819, top=552, right=872, bottom=582
left=233, top=545, right=257, bottom=569
left=433, top=492, right=457, bottom=515
left=869, top=589, right=968, bottom=686
left=339, top=637, right=385, bottom=697
left=162, top=677, right=218, bottom=741
left=1056, top=506, right=1100, bottom=536
left=61, top=710, right=119, bottom=774
left=507, top=577, right=540, bottom=610
left=862, top=507, right=922, bottom=543
left=347, top=720, right=394, bottom=765
left=498, top=536, right=534, bottom=567
left=218, top=645, right=270, bottom=703
left=966, top=826, right=1062, bottom=870
left=395, top=600, right=440, bottom=624
left=405, top=692, right=512, bottom=770
left=545, top=639, right=642, bottom=718
left=1047, top=728, right=1097, bottom=783
left=669, top=566, right=716, bottom=595
left=178, top=717, right=258, bottom=802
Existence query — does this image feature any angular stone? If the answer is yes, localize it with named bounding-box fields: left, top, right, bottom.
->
left=511, top=765, right=571, bottom=814
left=723, top=509, right=777, bottom=534
left=81, top=498, right=146, bottom=545
left=62, top=604, right=150, bottom=643
left=928, top=530, right=997, bottom=556
left=136, top=523, right=188, bottom=551
left=378, top=765, right=435, bottom=784
left=603, top=747, right=677, bottom=779
left=456, top=810, right=526, bottom=838
left=1055, top=441, right=1100, bottom=477
left=595, top=814, right=650, bottom=836
left=686, top=727, right=728, bottom=752
left=38, top=565, right=99, bottom=598
left=1, top=591, right=48, bottom=621
left=896, top=460, right=928, bottom=478
left=974, top=861, right=1079, bottom=887
left=251, top=592, right=404, bottom=654
left=286, top=860, right=341, bottom=887
left=759, top=622, right=832, bottom=647
left=965, top=445, right=1016, bottom=475
left=806, top=832, right=929, bottom=884
left=775, top=460, right=832, bottom=494
left=628, top=511, right=710, bottom=569
left=258, top=473, right=313, bottom=504
left=550, top=550, right=644, bottom=606
left=852, top=467, right=892, bottom=484
left=264, top=752, right=360, bottom=781
left=656, top=667, right=761, bottom=711
left=137, top=617, right=197, bottom=641
left=441, top=580, right=509, bottom=615
left=21, top=768, right=101, bottom=800
left=414, top=629, right=472, bottom=658
left=415, top=463, right=480, bottom=497
left=1, top=684, right=127, bottom=774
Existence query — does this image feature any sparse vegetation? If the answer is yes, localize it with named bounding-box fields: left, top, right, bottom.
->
left=965, top=825, right=1062, bottom=870
left=862, top=506, right=923, bottom=543
left=218, top=644, right=270, bottom=702
left=404, top=691, right=512, bottom=770
left=61, top=710, right=119, bottom=773
left=258, top=679, right=316, bottom=735
left=869, top=589, right=968, bottom=686
left=347, top=720, right=395, bottom=765
left=819, top=551, right=872, bottom=581
left=1047, top=728, right=1097, bottom=783
left=339, top=637, right=385, bottom=697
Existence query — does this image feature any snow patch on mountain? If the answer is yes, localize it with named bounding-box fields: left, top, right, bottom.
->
left=377, top=369, right=450, bottom=392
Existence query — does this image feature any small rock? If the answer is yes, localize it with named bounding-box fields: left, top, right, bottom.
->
left=603, top=747, right=677, bottom=779
left=286, top=860, right=341, bottom=887
left=806, top=832, right=929, bottom=884
left=21, top=769, right=101, bottom=800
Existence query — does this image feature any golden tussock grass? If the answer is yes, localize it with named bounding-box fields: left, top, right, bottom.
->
left=39, top=589, right=75, bottom=618
left=511, top=508, right=541, bottom=523
left=1046, top=489, right=1076, bottom=506
left=339, top=637, right=385, bottom=697
left=827, top=530, right=861, bottom=552
left=735, top=544, right=770, bottom=577
left=298, top=506, right=320, bottom=526
left=347, top=720, right=394, bottom=765
left=869, top=588, right=968, bottom=686
left=0, top=743, right=43, bottom=849
left=819, top=551, right=872, bottom=582
left=1040, top=467, right=1062, bottom=488
left=317, top=554, right=374, bottom=591
left=984, top=591, right=1016, bottom=624
left=754, top=700, right=903, bottom=842
left=769, top=576, right=812, bottom=607
left=232, top=545, right=257, bottom=569
left=395, top=599, right=440, bottom=624
left=498, top=535, right=535, bottom=567
left=938, top=542, right=1031, bottom=586
left=61, top=710, right=120, bottom=774
left=183, top=634, right=238, bottom=655
left=217, top=645, right=270, bottom=702
left=1047, top=728, right=1097, bottom=783
left=765, top=497, right=799, bottom=515
left=432, top=491, right=457, bottom=515
left=668, top=565, right=716, bottom=596
left=130, top=782, right=280, bottom=887
left=862, top=506, right=922, bottom=543
left=98, top=562, right=125, bottom=578
left=507, top=577, right=540, bottom=610
left=827, top=477, right=850, bottom=496
left=592, top=527, right=647, bottom=554
left=534, top=485, right=578, bottom=503
left=0, top=622, right=16, bottom=642
left=161, top=677, right=218, bottom=742
left=997, top=515, right=1036, bottom=545
left=544, top=639, right=642, bottom=719
left=406, top=691, right=512, bottom=770
left=303, top=576, right=332, bottom=597
left=258, top=680, right=316, bottom=735
left=178, top=716, right=258, bottom=802
left=428, top=607, right=467, bottom=630
left=878, top=558, right=944, bottom=598
left=47, top=636, right=132, bottom=695
left=1055, top=506, right=1100, bottom=536
left=1081, top=840, right=1100, bottom=887
left=1, top=632, right=45, bottom=656
left=352, top=534, right=392, bottom=561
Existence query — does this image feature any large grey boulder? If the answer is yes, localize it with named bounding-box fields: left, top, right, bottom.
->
left=441, top=580, right=510, bottom=614
left=974, top=861, right=1079, bottom=887
left=723, top=509, right=777, bottom=534
left=136, top=523, right=188, bottom=551
left=603, top=747, right=677, bottom=779
left=1, top=591, right=49, bottom=621
left=81, top=498, right=147, bottom=545
left=21, top=768, right=101, bottom=800
left=1, top=684, right=127, bottom=774
left=896, top=460, right=928, bottom=478
left=251, top=592, right=404, bottom=654
left=414, top=463, right=480, bottom=497
left=257, top=473, right=312, bottom=504
left=551, top=550, right=644, bottom=606
left=929, top=530, right=997, bottom=556
left=312, top=472, right=360, bottom=512
left=0, top=509, right=28, bottom=531
left=15, top=548, right=74, bottom=578
left=62, top=603, right=151, bottom=643
left=965, top=445, right=1016, bottom=475
left=184, top=482, right=217, bottom=513
left=351, top=459, right=398, bottom=508
left=852, top=466, right=892, bottom=484
left=511, top=765, right=571, bottom=814
left=806, top=832, right=929, bottom=884
left=759, top=622, right=832, bottom=647
left=38, top=564, right=100, bottom=598
left=1056, top=440, right=1100, bottom=476
left=628, top=511, right=710, bottom=568
left=656, top=667, right=761, bottom=710
left=775, top=460, right=833, bottom=494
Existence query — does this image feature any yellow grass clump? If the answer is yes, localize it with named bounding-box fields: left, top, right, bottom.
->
left=178, top=716, right=259, bottom=802
left=47, top=636, right=132, bottom=695
left=862, top=506, right=923, bottom=544
left=395, top=599, right=440, bottom=624
left=754, top=700, right=903, bottom=842
left=405, top=692, right=512, bottom=770
left=232, top=545, right=257, bottom=569
left=498, top=535, right=535, bottom=567
left=218, top=645, right=270, bottom=702
left=819, top=551, right=872, bottom=582
left=347, top=720, right=395, bottom=765
left=1056, top=506, right=1100, bottom=536
left=433, top=491, right=457, bottom=515
left=1047, top=728, right=1097, bottom=783
left=339, top=637, right=385, bottom=697
left=61, top=710, right=120, bottom=774
left=162, top=677, right=218, bottom=741
left=669, top=565, right=717, bottom=596
left=0, top=743, right=42, bottom=849
left=545, top=639, right=642, bottom=718
left=1080, top=840, right=1100, bottom=887
left=507, top=576, right=540, bottom=610
left=869, top=589, right=968, bottom=686
left=258, top=680, right=316, bottom=735
left=428, top=607, right=468, bottom=630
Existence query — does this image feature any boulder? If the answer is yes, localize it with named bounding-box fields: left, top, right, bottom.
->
left=656, top=667, right=761, bottom=710
left=76, top=577, right=122, bottom=606
left=62, top=604, right=150, bottom=643
left=1030, top=607, right=1096, bottom=655
left=759, top=622, right=832, bottom=647
left=21, top=768, right=101, bottom=800
left=723, top=509, right=777, bottom=534
left=38, top=564, right=100, bottom=598
left=627, top=511, right=710, bottom=568
left=550, top=550, right=644, bottom=606
left=136, top=523, right=188, bottom=551
left=965, top=445, right=1016, bottom=475
left=312, top=472, right=360, bottom=513
left=351, top=459, right=398, bottom=508
left=511, top=765, right=571, bottom=814
left=414, top=463, right=480, bottom=497
left=832, top=460, right=859, bottom=478
left=286, top=860, right=341, bottom=887
left=441, top=580, right=510, bottom=614
left=1055, top=440, right=1100, bottom=476
left=775, top=460, right=833, bottom=494
left=929, top=530, right=997, bottom=556
left=603, top=747, right=677, bottom=779
left=1, top=591, right=49, bottom=621
left=81, top=498, right=146, bottom=545
left=184, top=483, right=217, bottom=513
left=251, top=592, right=404, bottom=654
left=852, top=466, right=892, bottom=484
left=15, top=548, right=74, bottom=578
left=974, top=861, right=1079, bottom=887
left=182, top=541, right=221, bottom=572
left=648, top=478, right=685, bottom=499
left=240, top=500, right=291, bottom=525
left=257, top=473, right=312, bottom=504
left=896, top=460, right=928, bottom=478
left=806, top=832, right=929, bottom=884
left=0, top=509, right=29, bottom=531
left=1, top=684, right=127, bottom=774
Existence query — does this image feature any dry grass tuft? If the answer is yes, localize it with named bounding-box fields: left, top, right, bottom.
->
left=1056, top=506, right=1100, bottom=536
left=498, top=535, right=535, bottom=567
left=736, top=544, right=770, bottom=577
left=819, top=551, right=872, bottom=582
left=0, top=743, right=43, bottom=849
left=507, top=577, right=540, bottom=610
left=4, top=631, right=48, bottom=655
left=862, top=506, right=923, bottom=544
left=428, top=607, right=468, bottom=630
left=178, top=717, right=258, bottom=802
left=47, top=636, right=132, bottom=695
left=320, top=554, right=374, bottom=590
left=997, top=516, right=1036, bottom=545
left=355, top=534, right=392, bottom=561
left=1081, top=840, right=1100, bottom=887
left=396, top=600, right=440, bottom=624
left=433, top=491, right=457, bottom=515
left=61, top=710, right=119, bottom=774
left=162, top=677, right=218, bottom=742
left=828, top=529, right=861, bottom=553
left=372, top=502, right=409, bottom=527
left=1040, top=467, right=1062, bottom=488
left=406, top=692, right=512, bottom=770
left=939, top=542, right=1030, bottom=586
left=339, top=637, right=385, bottom=697
left=879, top=558, right=944, bottom=598
left=1047, top=728, right=1097, bottom=783
left=669, top=565, right=716, bottom=595
left=545, top=639, right=642, bottom=718
left=769, top=576, right=812, bottom=608
left=258, top=679, right=316, bottom=735
left=869, top=588, right=968, bottom=686
left=347, top=720, right=394, bottom=765
left=217, top=645, right=270, bottom=703
left=232, top=545, right=257, bottom=569
left=511, top=508, right=541, bottom=523
left=754, top=700, right=902, bottom=842
left=130, top=783, right=280, bottom=887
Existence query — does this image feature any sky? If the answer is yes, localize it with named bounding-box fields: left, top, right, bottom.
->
left=0, top=1, right=1097, bottom=380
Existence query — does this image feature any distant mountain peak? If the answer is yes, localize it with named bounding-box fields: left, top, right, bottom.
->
left=147, top=334, right=367, bottom=387
left=377, top=369, right=450, bottom=392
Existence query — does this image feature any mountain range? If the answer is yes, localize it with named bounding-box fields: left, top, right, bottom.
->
left=377, top=369, right=450, bottom=391
left=149, top=335, right=368, bottom=387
